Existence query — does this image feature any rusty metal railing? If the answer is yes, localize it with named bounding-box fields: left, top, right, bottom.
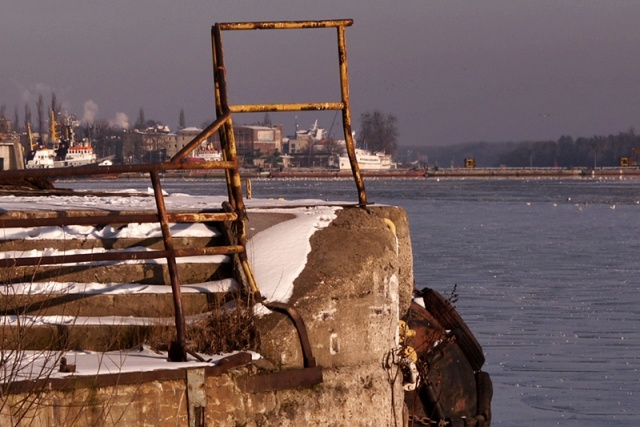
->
left=212, top=19, right=367, bottom=206
left=204, top=19, right=369, bottom=390
left=0, top=20, right=363, bottom=379
left=0, top=111, right=245, bottom=362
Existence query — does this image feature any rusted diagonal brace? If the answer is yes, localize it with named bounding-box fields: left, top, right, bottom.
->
left=235, top=301, right=322, bottom=394
left=262, top=301, right=316, bottom=368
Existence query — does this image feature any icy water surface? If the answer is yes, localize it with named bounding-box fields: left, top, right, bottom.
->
left=62, top=177, right=640, bottom=426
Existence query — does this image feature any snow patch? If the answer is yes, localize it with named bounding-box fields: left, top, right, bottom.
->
left=2, top=346, right=261, bottom=382
left=249, top=205, right=340, bottom=314
left=1, top=279, right=237, bottom=296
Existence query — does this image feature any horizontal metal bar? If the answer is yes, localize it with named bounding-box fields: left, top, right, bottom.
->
left=0, top=212, right=237, bottom=229
left=0, top=245, right=245, bottom=268
left=229, top=102, right=344, bottom=113
left=217, top=20, right=353, bottom=31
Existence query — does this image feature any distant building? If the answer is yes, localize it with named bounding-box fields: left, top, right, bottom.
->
left=282, top=121, right=344, bottom=167
left=0, top=119, right=11, bottom=134
left=121, top=125, right=176, bottom=163
left=170, top=127, right=208, bottom=159
left=118, top=123, right=283, bottom=165
left=243, top=125, right=282, bottom=157
left=0, top=118, right=25, bottom=170
left=205, top=124, right=284, bottom=166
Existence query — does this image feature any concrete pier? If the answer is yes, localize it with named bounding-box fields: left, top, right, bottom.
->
left=0, top=198, right=414, bottom=426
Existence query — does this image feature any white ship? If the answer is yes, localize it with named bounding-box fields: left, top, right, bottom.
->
left=26, top=143, right=98, bottom=169
left=25, top=111, right=97, bottom=169
left=333, top=148, right=394, bottom=171
left=193, top=148, right=223, bottom=162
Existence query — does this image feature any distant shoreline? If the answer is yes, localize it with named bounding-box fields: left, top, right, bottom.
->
left=63, top=166, right=640, bottom=181
left=426, top=166, right=640, bottom=179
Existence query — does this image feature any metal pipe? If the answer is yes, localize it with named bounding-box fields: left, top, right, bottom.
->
left=337, top=25, right=367, bottom=206
left=0, top=245, right=245, bottom=269
left=150, top=170, right=187, bottom=362
left=212, top=24, right=237, bottom=210
left=0, top=212, right=238, bottom=229
left=229, top=102, right=344, bottom=113
left=217, top=20, right=353, bottom=31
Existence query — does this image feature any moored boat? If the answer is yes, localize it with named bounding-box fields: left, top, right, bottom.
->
left=25, top=111, right=98, bottom=169
left=332, top=148, right=395, bottom=171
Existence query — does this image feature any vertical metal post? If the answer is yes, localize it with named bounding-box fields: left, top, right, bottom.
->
left=337, top=24, right=367, bottom=206
left=212, top=24, right=246, bottom=215
left=211, top=24, right=261, bottom=298
left=211, top=25, right=236, bottom=209
left=150, top=170, right=187, bottom=361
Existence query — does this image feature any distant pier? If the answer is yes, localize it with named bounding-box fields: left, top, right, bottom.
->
left=426, top=166, right=640, bottom=178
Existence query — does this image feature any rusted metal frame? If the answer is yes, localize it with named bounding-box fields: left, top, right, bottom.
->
left=217, top=19, right=353, bottom=31
left=211, top=21, right=359, bottom=389
left=212, top=24, right=261, bottom=301
left=149, top=170, right=187, bottom=362
left=0, top=245, right=244, bottom=269
left=212, top=24, right=237, bottom=210
left=0, top=212, right=238, bottom=229
left=212, top=24, right=246, bottom=216
left=169, top=111, right=232, bottom=164
left=229, top=102, right=345, bottom=113
left=219, top=202, right=261, bottom=298
left=211, top=24, right=229, bottom=203
left=336, top=25, right=367, bottom=206
left=212, top=20, right=367, bottom=206
left=238, top=255, right=261, bottom=298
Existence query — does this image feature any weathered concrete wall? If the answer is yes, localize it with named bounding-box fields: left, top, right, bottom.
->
left=1, top=205, right=414, bottom=426
left=258, top=206, right=413, bottom=368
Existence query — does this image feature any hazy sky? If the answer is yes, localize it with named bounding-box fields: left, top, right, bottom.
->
left=3, top=1, right=640, bottom=146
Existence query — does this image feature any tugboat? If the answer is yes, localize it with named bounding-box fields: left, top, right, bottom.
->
left=25, top=110, right=97, bottom=169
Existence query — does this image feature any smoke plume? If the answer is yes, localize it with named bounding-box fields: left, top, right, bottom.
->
left=112, top=112, right=129, bottom=129
left=82, top=100, right=98, bottom=125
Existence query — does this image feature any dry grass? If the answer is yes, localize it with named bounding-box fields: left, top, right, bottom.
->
left=146, top=291, right=261, bottom=356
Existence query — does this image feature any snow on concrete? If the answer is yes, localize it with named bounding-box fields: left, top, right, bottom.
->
left=0, top=191, right=341, bottom=305
left=247, top=206, right=339, bottom=312
left=1, top=279, right=238, bottom=296
left=0, top=222, right=221, bottom=241
left=7, top=346, right=261, bottom=381
left=0, top=246, right=230, bottom=265
left=0, top=190, right=341, bottom=376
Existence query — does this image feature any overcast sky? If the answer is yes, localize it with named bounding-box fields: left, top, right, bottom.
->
left=3, top=1, right=640, bottom=146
